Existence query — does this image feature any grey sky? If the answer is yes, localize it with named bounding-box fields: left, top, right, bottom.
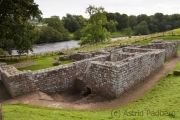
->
left=34, top=0, right=180, bottom=18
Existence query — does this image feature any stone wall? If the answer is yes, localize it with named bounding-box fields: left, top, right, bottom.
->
left=0, top=62, right=6, bottom=67
left=0, top=40, right=178, bottom=98
left=141, top=40, right=179, bottom=60
left=59, top=51, right=109, bottom=61
left=0, top=55, right=109, bottom=97
left=84, top=48, right=165, bottom=98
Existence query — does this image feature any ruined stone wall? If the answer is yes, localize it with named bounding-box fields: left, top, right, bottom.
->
left=59, top=51, right=109, bottom=61
left=0, top=55, right=109, bottom=97
left=0, top=40, right=178, bottom=98
left=84, top=49, right=165, bottom=98
left=0, top=62, right=6, bottom=67
left=117, top=52, right=135, bottom=61
left=0, top=62, right=6, bottom=81
left=70, top=53, right=92, bottom=61
left=141, top=40, right=179, bottom=60
left=115, top=50, right=165, bottom=97
left=83, top=61, right=119, bottom=97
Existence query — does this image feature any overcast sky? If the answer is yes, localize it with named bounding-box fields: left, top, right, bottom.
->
left=34, top=0, right=180, bottom=18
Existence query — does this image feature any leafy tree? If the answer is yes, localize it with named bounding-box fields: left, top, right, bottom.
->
left=73, top=15, right=87, bottom=28
left=123, top=27, right=133, bottom=37
left=154, top=13, right=164, bottom=23
left=36, top=26, right=63, bottom=44
left=44, top=16, right=69, bottom=40
left=159, top=19, right=168, bottom=32
left=170, top=14, right=180, bottom=29
left=148, top=16, right=159, bottom=33
left=133, top=21, right=149, bottom=35
left=74, top=29, right=82, bottom=40
left=129, top=15, right=137, bottom=29
left=0, top=48, right=6, bottom=55
left=165, top=25, right=172, bottom=31
left=0, top=0, right=42, bottom=55
left=120, top=14, right=129, bottom=30
left=154, top=13, right=165, bottom=32
left=107, top=20, right=118, bottom=34
left=137, top=14, right=150, bottom=24
left=114, top=12, right=121, bottom=30
left=79, top=5, right=110, bottom=45
left=106, top=12, right=116, bottom=21
left=114, top=13, right=129, bottom=30
left=62, top=14, right=81, bottom=33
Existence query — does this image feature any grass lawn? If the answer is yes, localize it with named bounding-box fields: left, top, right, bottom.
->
left=6, top=55, right=73, bottom=71
left=2, top=60, right=180, bottom=120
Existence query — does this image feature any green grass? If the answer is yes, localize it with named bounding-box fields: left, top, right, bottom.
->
left=2, top=61, right=180, bottom=120
left=9, top=55, right=73, bottom=71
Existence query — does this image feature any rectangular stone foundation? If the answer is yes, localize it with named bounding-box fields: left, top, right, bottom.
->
left=0, top=40, right=179, bottom=98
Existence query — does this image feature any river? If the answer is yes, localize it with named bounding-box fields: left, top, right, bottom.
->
left=12, top=37, right=130, bottom=55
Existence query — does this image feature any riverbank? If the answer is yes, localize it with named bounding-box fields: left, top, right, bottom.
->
left=11, top=36, right=129, bottom=55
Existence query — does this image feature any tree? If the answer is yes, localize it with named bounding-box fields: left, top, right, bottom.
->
left=0, top=0, right=42, bottom=55
left=154, top=13, right=166, bottom=32
left=133, top=21, right=149, bottom=35
left=114, top=12, right=121, bottom=30
left=106, top=12, right=116, bottom=21
left=107, top=20, right=118, bottom=34
left=120, top=14, right=129, bottom=30
left=79, top=5, right=110, bottom=45
left=74, top=29, right=82, bottom=40
left=123, top=27, right=133, bottom=37
left=73, top=15, right=87, bottom=28
left=36, top=26, right=63, bottom=44
left=62, top=14, right=81, bottom=33
left=44, top=16, right=69, bottom=40
left=129, top=15, right=137, bottom=29
left=137, top=14, right=150, bottom=24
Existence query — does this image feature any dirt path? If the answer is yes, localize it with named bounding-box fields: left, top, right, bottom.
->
left=3, top=56, right=180, bottom=110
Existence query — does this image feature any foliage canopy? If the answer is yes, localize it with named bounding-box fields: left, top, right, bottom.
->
left=0, top=0, right=42, bottom=55
left=79, top=5, right=110, bottom=45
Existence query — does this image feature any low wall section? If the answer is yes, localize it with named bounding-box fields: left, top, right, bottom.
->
left=0, top=55, right=109, bottom=97
left=141, top=40, right=179, bottom=60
